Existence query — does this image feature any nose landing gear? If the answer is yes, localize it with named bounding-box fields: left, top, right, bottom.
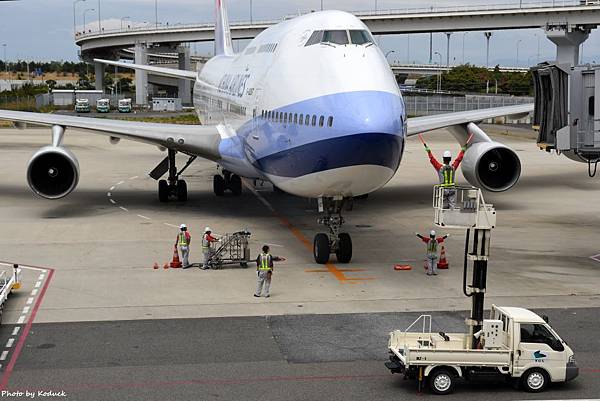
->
left=313, top=197, right=353, bottom=264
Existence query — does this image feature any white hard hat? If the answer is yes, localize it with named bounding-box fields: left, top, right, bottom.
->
left=205, top=226, right=211, bottom=232
left=180, top=224, right=187, bottom=229
left=443, top=150, right=452, bottom=158
left=430, top=230, right=436, bottom=237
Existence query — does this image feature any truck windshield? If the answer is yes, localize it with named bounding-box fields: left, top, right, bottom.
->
left=520, top=324, right=564, bottom=351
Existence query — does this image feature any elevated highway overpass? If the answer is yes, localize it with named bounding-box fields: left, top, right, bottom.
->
left=76, top=1, right=600, bottom=104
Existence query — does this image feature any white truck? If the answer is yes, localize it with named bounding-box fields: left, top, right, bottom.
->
left=74, top=98, right=91, bottom=113
left=118, top=98, right=132, bottom=113
left=96, top=98, right=111, bottom=113
left=0, top=265, right=21, bottom=324
left=386, top=305, right=578, bottom=395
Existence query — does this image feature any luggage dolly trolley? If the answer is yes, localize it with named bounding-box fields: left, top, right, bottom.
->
left=206, top=230, right=252, bottom=269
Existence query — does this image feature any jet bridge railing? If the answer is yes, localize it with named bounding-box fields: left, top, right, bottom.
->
left=433, top=185, right=496, bottom=229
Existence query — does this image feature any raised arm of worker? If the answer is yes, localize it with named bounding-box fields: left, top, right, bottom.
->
left=415, top=232, right=429, bottom=243
left=437, top=234, right=450, bottom=243
left=452, top=135, right=474, bottom=169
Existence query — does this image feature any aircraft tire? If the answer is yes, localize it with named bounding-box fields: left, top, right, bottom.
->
left=158, top=179, right=169, bottom=203
left=314, top=233, right=330, bottom=264
left=213, top=175, right=225, bottom=196
left=231, top=175, right=242, bottom=196
left=336, top=233, right=352, bottom=263
left=177, top=180, right=188, bottom=202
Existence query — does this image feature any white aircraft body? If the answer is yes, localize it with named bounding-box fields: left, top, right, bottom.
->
left=0, top=0, right=534, bottom=264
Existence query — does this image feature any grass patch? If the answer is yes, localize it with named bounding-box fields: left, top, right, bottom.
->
left=118, top=114, right=200, bottom=125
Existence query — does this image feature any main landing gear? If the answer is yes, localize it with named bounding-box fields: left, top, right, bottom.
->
left=154, top=149, right=196, bottom=203
left=313, top=197, right=353, bottom=264
left=213, top=170, right=242, bottom=196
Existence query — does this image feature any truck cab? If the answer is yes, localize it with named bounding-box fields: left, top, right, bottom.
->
left=96, top=98, right=110, bottom=113
left=118, top=98, right=132, bottom=113
left=74, top=98, right=91, bottom=113
left=386, top=305, right=577, bottom=395
left=492, top=306, right=577, bottom=386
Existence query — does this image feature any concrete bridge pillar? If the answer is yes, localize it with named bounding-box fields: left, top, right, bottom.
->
left=178, top=45, right=192, bottom=106
left=135, top=42, right=148, bottom=106
left=545, top=25, right=590, bottom=66
left=94, top=63, right=105, bottom=91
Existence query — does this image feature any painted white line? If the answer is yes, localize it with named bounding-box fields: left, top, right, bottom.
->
left=16, top=316, right=25, bottom=324
left=163, top=223, right=178, bottom=228
left=107, top=192, right=112, bottom=197
left=0, top=351, right=8, bottom=361
left=137, top=214, right=151, bottom=220
left=110, top=186, right=115, bottom=191
left=11, top=327, right=20, bottom=336
left=34, top=281, right=41, bottom=288
left=590, top=253, right=600, bottom=262
left=117, top=180, right=125, bottom=185
left=22, top=306, right=30, bottom=314
left=109, top=199, right=117, bottom=204
left=6, top=339, right=14, bottom=348
left=243, top=182, right=275, bottom=212
left=38, top=274, right=45, bottom=280
left=130, top=176, right=138, bottom=180
left=31, top=288, right=38, bottom=296
left=119, top=206, right=129, bottom=212
left=26, top=297, right=34, bottom=305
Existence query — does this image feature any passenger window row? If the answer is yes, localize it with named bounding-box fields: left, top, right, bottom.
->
left=260, top=110, right=334, bottom=128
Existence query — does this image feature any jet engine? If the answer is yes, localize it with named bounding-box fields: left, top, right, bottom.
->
left=461, top=141, right=521, bottom=192
left=27, top=145, right=80, bottom=199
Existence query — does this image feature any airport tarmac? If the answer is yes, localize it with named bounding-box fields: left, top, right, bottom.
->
left=0, top=124, right=599, bottom=398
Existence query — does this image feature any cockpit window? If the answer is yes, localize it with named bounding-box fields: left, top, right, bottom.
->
left=322, top=30, right=349, bottom=45
left=349, top=30, right=373, bottom=45
left=305, top=30, right=324, bottom=46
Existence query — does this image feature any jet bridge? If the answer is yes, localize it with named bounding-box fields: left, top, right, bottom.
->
left=532, top=63, right=600, bottom=176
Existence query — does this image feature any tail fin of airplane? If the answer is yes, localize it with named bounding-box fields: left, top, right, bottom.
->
left=215, top=0, right=234, bottom=56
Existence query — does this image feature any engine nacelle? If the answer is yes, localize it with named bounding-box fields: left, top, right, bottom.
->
left=461, top=141, right=521, bottom=192
left=27, top=146, right=80, bottom=199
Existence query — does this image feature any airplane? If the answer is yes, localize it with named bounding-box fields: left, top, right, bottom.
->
left=0, top=0, right=536, bottom=265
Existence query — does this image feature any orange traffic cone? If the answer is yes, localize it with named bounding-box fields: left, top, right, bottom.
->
left=437, top=246, right=449, bottom=269
left=394, top=264, right=412, bottom=271
left=170, top=246, right=182, bottom=268
left=163, top=263, right=169, bottom=270
left=153, top=262, right=159, bottom=270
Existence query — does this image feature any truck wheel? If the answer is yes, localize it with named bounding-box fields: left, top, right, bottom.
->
left=429, top=369, right=455, bottom=395
left=521, top=368, right=548, bottom=393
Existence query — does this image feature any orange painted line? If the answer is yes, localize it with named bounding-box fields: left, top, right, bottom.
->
left=305, top=268, right=365, bottom=273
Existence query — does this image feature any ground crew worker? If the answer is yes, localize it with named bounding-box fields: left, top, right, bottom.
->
left=416, top=230, right=449, bottom=276
left=420, top=134, right=472, bottom=209
left=254, top=245, right=273, bottom=298
left=201, top=227, right=219, bottom=269
left=176, top=224, right=192, bottom=268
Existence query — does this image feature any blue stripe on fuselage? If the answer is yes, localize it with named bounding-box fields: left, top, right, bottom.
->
left=218, top=90, right=405, bottom=178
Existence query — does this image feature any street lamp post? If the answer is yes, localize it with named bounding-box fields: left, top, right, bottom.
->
left=516, top=39, right=522, bottom=67
left=83, top=8, right=95, bottom=32
left=434, top=51, right=442, bottom=91
left=73, top=0, right=86, bottom=36
left=374, top=0, right=378, bottom=12
left=121, top=16, right=131, bottom=30
left=250, top=0, right=253, bottom=23
left=2, top=44, right=7, bottom=78
left=385, top=50, right=395, bottom=64
left=445, top=32, right=452, bottom=67
left=484, top=32, right=492, bottom=67
left=97, top=0, right=101, bottom=32
left=462, top=32, right=468, bottom=64
left=155, top=0, right=159, bottom=28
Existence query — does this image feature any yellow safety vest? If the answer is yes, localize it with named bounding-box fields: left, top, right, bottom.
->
left=440, top=165, right=456, bottom=187
left=427, top=240, right=438, bottom=254
left=258, top=253, right=271, bottom=271
left=179, top=232, right=188, bottom=246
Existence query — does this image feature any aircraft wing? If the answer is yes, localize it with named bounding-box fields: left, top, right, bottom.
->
left=0, top=109, right=221, bottom=161
left=406, top=104, right=533, bottom=136
left=94, top=59, right=220, bottom=92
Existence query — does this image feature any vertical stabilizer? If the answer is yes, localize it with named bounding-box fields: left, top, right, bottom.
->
left=215, top=0, right=234, bottom=56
